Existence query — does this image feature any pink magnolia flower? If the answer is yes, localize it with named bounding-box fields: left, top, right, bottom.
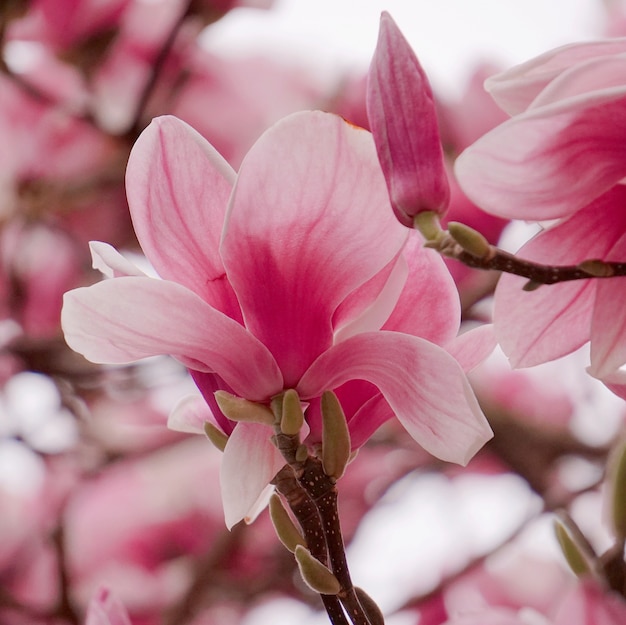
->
left=62, top=111, right=492, bottom=527
left=452, top=40, right=626, bottom=386
left=367, top=12, right=450, bottom=227
left=455, top=37, right=626, bottom=221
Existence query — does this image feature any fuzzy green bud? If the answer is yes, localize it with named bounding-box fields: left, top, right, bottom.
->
left=321, top=390, right=351, bottom=480
left=203, top=422, right=228, bottom=452
left=578, top=259, right=614, bottom=278
left=281, top=389, right=305, bottom=436
left=447, top=221, right=491, bottom=259
left=413, top=210, right=443, bottom=242
left=554, top=515, right=593, bottom=577
left=354, top=587, right=385, bottom=625
left=294, top=545, right=341, bottom=595
left=269, top=494, right=306, bottom=553
left=214, top=391, right=275, bottom=426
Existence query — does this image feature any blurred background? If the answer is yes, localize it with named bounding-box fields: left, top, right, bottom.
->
left=0, top=1, right=625, bottom=624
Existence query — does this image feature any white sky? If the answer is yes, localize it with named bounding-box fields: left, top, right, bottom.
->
left=206, top=0, right=606, bottom=98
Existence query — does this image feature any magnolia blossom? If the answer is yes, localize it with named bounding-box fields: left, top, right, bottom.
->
left=453, top=40, right=626, bottom=388
left=367, top=12, right=450, bottom=227
left=62, top=111, right=492, bottom=527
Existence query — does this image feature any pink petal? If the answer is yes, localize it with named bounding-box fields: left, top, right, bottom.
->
left=382, top=231, right=460, bottom=345
left=126, top=115, right=242, bottom=320
left=297, top=332, right=492, bottom=465
left=494, top=188, right=626, bottom=367
left=455, top=90, right=626, bottom=220
left=589, top=230, right=626, bottom=379
left=333, top=251, right=407, bottom=343
left=530, top=54, right=626, bottom=109
left=168, top=394, right=218, bottom=435
left=367, top=12, right=449, bottom=226
left=486, top=38, right=626, bottom=115
left=89, top=241, right=146, bottom=278
left=446, top=324, right=497, bottom=372
left=221, top=110, right=407, bottom=387
left=61, top=276, right=283, bottom=400
left=220, top=422, right=284, bottom=529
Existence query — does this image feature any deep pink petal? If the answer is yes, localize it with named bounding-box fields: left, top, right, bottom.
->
left=297, top=332, right=492, bottom=465
left=220, top=422, right=284, bottom=529
left=126, top=115, right=242, bottom=320
left=366, top=12, right=449, bottom=226
left=494, top=188, right=626, bottom=367
left=382, top=232, right=460, bottom=345
left=455, top=90, right=626, bottom=220
left=221, top=110, right=407, bottom=387
left=486, top=38, right=626, bottom=115
left=61, top=276, right=282, bottom=400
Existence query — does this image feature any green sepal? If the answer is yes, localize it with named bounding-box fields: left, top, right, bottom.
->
left=203, top=422, right=228, bottom=452
left=214, top=390, right=275, bottom=425
left=294, top=545, right=341, bottom=595
left=321, top=390, right=351, bottom=480
left=269, top=494, right=306, bottom=553
left=281, top=389, right=305, bottom=436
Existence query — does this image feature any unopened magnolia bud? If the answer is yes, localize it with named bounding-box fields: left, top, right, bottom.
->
left=269, top=494, right=306, bottom=553
left=578, top=259, right=614, bottom=278
left=214, top=391, right=275, bottom=426
left=321, top=390, right=351, bottom=480
left=413, top=211, right=443, bottom=242
left=281, top=389, right=305, bottom=436
left=554, top=516, right=593, bottom=577
left=354, top=587, right=385, bottom=625
left=294, top=545, right=341, bottom=595
left=447, top=221, right=491, bottom=259
left=295, top=444, right=309, bottom=463
left=522, top=280, right=542, bottom=292
left=203, top=422, right=228, bottom=452
left=606, top=440, right=626, bottom=541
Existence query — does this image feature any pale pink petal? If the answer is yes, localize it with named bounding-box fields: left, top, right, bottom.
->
left=486, top=38, right=626, bottom=114
left=367, top=12, right=450, bottom=226
left=333, top=252, right=407, bottom=343
left=530, top=55, right=626, bottom=109
left=61, top=277, right=282, bottom=400
left=347, top=393, right=393, bottom=450
left=168, top=394, right=219, bottom=435
left=297, top=332, right=492, bottom=465
left=85, top=587, right=131, bottom=625
left=220, top=422, right=284, bottom=529
left=221, top=110, right=407, bottom=387
left=494, top=188, right=626, bottom=367
left=553, top=580, right=626, bottom=625
left=89, top=241, right=146, bottom=278
left=455, top=91, right=626, bottom=220
left=589, top=230, right=626, bottom=379
left=382, top=232, right=460, bottom=345
left=446, top=325, right=497, bottom=372
left=126, top=115, right=242, bottom=319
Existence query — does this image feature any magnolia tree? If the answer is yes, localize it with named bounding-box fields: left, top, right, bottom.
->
left=1, top=1, right=626, bottom=624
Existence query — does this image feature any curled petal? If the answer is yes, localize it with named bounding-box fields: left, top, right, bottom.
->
left=455, top=90, right=626, bottom=220
left=367, top=12, right=449, bottom=226
left=126, top=116, right=242, bottom=319
left=485, top=39, right=626, bottom=115
left=90, top=241, right=146, bottom=278
left=221, top=110, right=407, bottom=387
left=297, top=332, right=492, bottom=465
left=446, top=324, right=496, bottom=372
left=220, top=422, right=284, bottom=529
left=62, top=276, right=282, bottom=400
left=168, top=394, right=218, bottom=435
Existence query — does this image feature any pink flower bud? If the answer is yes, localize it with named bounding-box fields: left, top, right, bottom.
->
left=367, top=12, right=450, bottom=227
